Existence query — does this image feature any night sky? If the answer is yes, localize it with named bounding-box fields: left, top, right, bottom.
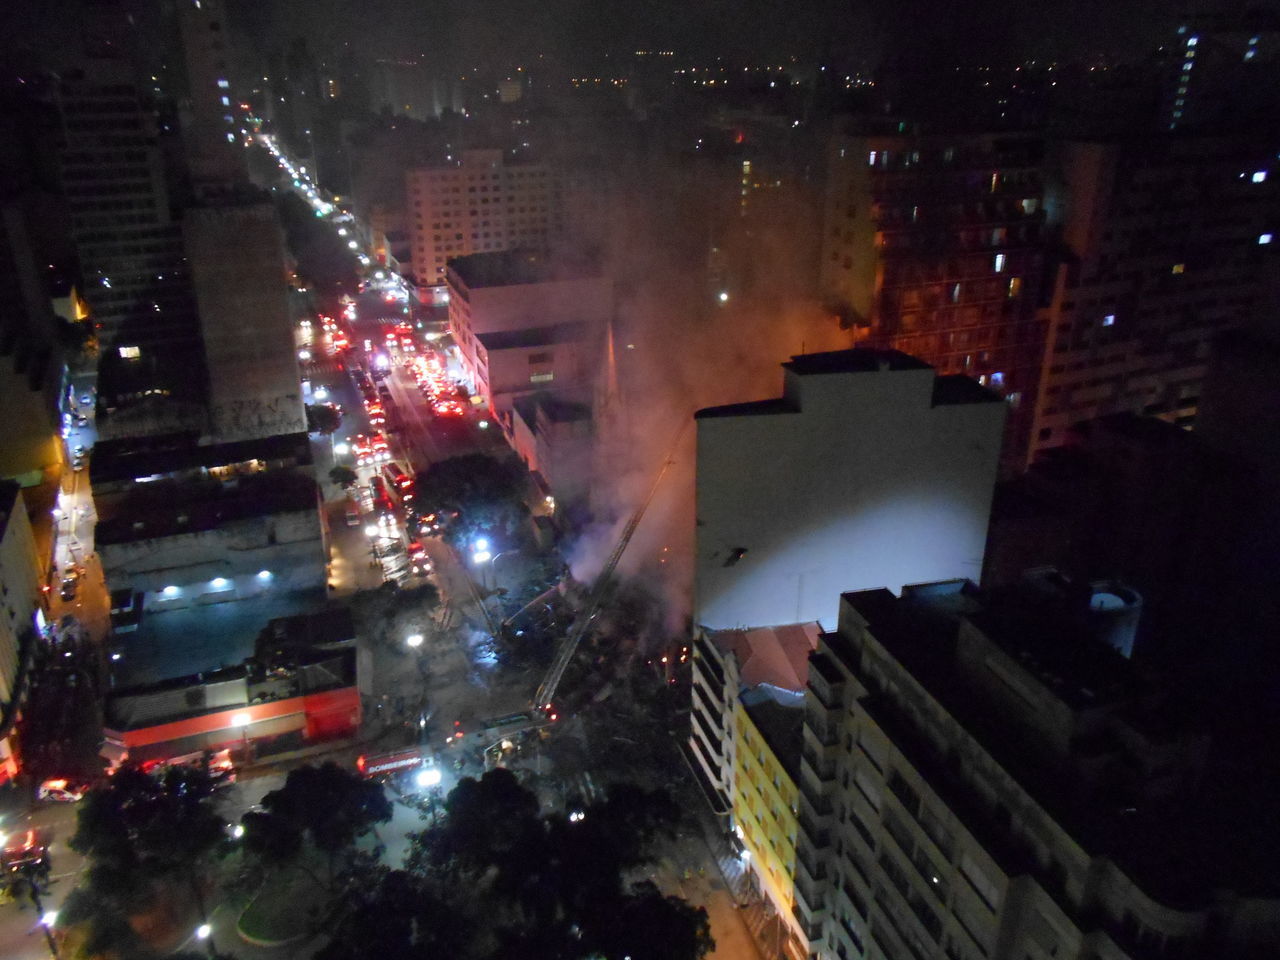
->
left=7, top=0, right=1279, bottom=76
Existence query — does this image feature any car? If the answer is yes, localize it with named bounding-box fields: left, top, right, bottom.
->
left=76, top=415, right=89, bottom=427
left=37, top=778, right=87, bottom=803
left=344, top=503, right=361, bottom=527
left=73, top=444, right=87, bottom=457
left=72, top=456, right=85, bottom=472
left=79, top=394, right=92, bottom=406
left=60, top=573, right=79, bottom=601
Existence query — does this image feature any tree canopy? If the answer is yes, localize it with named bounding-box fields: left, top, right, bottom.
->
left=414, top=453, right=529, bottom=548
left=329, top=465, right=358, bottom=487
left=324, top=768, right=714, bottom=960
left=306, top=403, right=343, bottom=434
left=241, top=762, right=392, bottom=886
left=62, top=765, right=228, bottom=958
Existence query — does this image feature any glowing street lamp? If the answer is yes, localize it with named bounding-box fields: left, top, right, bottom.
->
left=406, top=633, right=424, bottom=648
left=415, top=766, right=442, bottom=788
left=717, top=290, right=730, bottom=303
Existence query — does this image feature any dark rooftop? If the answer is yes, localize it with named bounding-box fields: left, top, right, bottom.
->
left=91, top=432, right=312, bottom=485
left=475, top=321, right=589, bottom=352
left=514, top=392, right=592, bottom=429
left=95, top=470, right=318, bottom=545
left=931, top=374, right=1003, bottom=406
left=448, top=248, right=602, bottom=289
left=782, top=348, right=932, bottom=376
left=741, top=686, right=805, bottom=782
left=694, top=397, right=798, bottom=420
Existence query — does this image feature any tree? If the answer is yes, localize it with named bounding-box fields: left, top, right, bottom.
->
left=62, top=765, right=228, bottom=957
left=329, top=465, right=359, bottom=488
left=414, top=453, right=528, bottom=548
left=241, top=762, right=392, bottom=888
left=306, top=403, right=342, bottom=434
left=325, top=769, right=716, bottom=960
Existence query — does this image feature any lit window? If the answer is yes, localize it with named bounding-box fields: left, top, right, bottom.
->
left=1172, top=263, right=1185, bottom=274
left=1102, top=314, right=1116, bottom=327
left=1252, top=171, right=1268, bottom=183
left=1260, top=234, right=1274, bottom=245
left=225, top=132, right=235, bottom=142
left=162, top=585, right=180, bottom=596
left=1183, top=61, right=1194, bottom=70
left=1007, top=277, right=1022, bottom=298
left=118, top=345, right=141, bottom=359
left=994, top=253, right=1006, bottom=272
left=868, top=150, right=877, bottom=166
left=1246, top=50, right=1257, bottom=61
left=990, top=371, right=1005, bottom=386
left=951, top=283, right=962, bottom=303
left=1020, top=198, right=1038, bottom=215
left=990, top=172, right=1000, bottom=193
left=530, top=372, right=554, bottom=383
left=217, top=79, right=229, bottom=89
left=1187, top=36, right=1198, bottom=47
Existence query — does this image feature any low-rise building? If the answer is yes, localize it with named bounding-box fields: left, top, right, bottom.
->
left=446, top=249, right=610, bottom=434
left=91, top=432, right=326, bottom=618
left=102, top=645, right=359, bottom=769
left=510, top=392, right=593, bottom=510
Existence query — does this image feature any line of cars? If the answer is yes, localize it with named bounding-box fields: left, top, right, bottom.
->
left=408, top=352, right=467, bottom=417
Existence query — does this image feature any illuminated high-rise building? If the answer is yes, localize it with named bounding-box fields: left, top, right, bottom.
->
left=176, top=0, right=247, bottom=191
left=407, top=150, right=564, bottom=285
left=1164, top=13, right=1280, bottom=131
left=820, top=123, right=1046, bottom=464
left=56, top=60, right=204, bottom=413
left=1029, top=135, right=1278, bottom=461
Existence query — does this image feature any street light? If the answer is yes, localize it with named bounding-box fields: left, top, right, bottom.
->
left=42, top=911, right=57, bottom=928
left=406, top=633, right=424, bottom=648
left=415, top=766, right=441, bottom=788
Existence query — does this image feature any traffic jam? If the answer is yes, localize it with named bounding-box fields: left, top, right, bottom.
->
left=300, top=285, right=467, bottom=588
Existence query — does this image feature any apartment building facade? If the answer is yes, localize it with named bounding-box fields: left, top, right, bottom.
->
left=820, top=124, right=1045, bottom=462
left=57, top=63, right=200, bottom=373
left=689, top=623, right=819, bottom=959
left=1029, top=135, right=1279, bottom=461
left=791, top=577, right=1279, bottom=960
left=407, top=150, right=563, bottom=285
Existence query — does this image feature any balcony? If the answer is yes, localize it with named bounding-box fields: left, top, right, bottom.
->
left=791, top=902, right=823, bottom=941
left=796, top=848, right=827, bottom=885
left=801, top=745, right=836, bottom=785
left=793, top=871, right=829, bottom=921
left=808, top=653, right=845, bottom=710
left=797, top=807, right=831, bottom=850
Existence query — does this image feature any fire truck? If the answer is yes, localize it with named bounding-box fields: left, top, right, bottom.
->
left=356, top=748, right=441, bottom=788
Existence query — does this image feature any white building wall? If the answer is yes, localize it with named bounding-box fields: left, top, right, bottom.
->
left=695, top=359, right=1004, bottom=632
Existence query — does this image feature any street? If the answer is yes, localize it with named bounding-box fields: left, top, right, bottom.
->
left=0, top=131, right=766, bottom=960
